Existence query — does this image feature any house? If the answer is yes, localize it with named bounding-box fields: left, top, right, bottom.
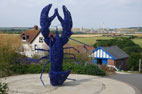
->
left=89, top=46, right=129, bottom=70
left=20, top=25, right=54, bottom=57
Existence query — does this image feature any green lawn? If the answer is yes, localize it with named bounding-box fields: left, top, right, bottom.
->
left=68, top=36, right=142, bottom=48
left=68, top=36, right=113, bottom=46
left=132, top=38, right=142, bottom=48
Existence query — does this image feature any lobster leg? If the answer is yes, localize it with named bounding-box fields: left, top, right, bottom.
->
left=64, top=53, right=80, bottom=64
left=40, top=60, right=50, bottom=87
left=64, top=57, right=80, bottom=64
left=35, top=48, right=50, bottom=52
left=67, top=78, right=76, bottom=81
left=34, top=44, right=50, bottom=52
left=27, top=55, right=49, bottom=64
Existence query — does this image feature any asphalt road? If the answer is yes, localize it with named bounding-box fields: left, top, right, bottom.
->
left=106, top=72, right=142, bottom=94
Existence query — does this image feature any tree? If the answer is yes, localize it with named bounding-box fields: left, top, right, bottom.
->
left=128, top=52, right=141, bottom=71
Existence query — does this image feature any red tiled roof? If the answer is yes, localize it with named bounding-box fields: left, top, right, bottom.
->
left=64, top=45, right=94, bottom=53
left=21, top=29, right=40, bottom=43
left=73, top=45, right=94, bottom=53
left=21, top=29, right=55, bottom=44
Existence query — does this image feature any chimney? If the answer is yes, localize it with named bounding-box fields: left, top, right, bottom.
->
left=34, top=25, right=38, bottom=30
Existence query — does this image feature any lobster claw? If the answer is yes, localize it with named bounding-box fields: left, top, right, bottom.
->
left=55, top=5, right=73, bottom=46
left=40, top=4, right=56, bottom=45
left=40, top=4, right=56, bottom=28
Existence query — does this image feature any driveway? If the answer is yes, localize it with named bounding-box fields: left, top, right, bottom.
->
left=106, top=72, right=142, bottom=94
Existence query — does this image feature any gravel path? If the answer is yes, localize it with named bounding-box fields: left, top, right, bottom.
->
left=106, top=72, right=142, bottom=94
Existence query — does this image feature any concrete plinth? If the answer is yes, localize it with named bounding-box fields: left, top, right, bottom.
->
left=0, top=74, right=135, bottom=94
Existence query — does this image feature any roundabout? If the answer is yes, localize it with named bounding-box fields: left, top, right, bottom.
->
left=1, top=74, right=135, bottom=94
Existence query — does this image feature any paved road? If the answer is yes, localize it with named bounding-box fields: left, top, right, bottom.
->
left=0, top=74, right=135, bottom=94
left=107, top=72, right=142, bottom=94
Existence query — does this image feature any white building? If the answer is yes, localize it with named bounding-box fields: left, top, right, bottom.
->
left=20, top=26, right=54, bottom=57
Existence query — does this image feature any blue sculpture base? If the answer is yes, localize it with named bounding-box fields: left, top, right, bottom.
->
left=49, top=70, right=70, bottom=86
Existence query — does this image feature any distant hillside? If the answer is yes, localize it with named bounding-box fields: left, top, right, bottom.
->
left=119, top=27, right=142, bottom=32
left=1, top=27, right=142, bottom=34
left=0, top=27, right=86, bottom=34
left=0, top=27, right=32, bottom=34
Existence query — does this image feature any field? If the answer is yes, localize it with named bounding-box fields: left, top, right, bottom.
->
left=69, top=34, right=142, bottom=48
left=0, top=34, right=113, bottom=47
left=1, top=34, right=142, bottom=48
left=125, top=34, right=142, bottom=37
left=0, top=34, right=21, bottom=77
left=0, top=34, right=21, bottom=48
left=69, top=35, right=113, bottom=46
left=132, top=38, right=142, bottom=48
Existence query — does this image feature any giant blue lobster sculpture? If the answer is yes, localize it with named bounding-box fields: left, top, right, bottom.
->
left=29, top=4, right=82, bottom=86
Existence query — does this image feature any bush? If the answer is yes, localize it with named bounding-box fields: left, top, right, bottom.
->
left=27, top=63, right=50, bottom=73
left=2, top=57, right=106, bottom=76
left=128, top=52, right=141, bottom=71
left=0, top=40, right=105, bottom=77
left=84, top=64, right=106, bottom=76
left=8, top=52, right=105, bottom=76
left=27, top=64, right=42, bottom=73
left=10, top=63, right=51, bottom=74
left=0, top=82, right=8, bottom=94
left=10, top=65, right=28, bottom=74
left=63, top=62, right=106, bottom=76
left=0, top=44, right=20, bottom=77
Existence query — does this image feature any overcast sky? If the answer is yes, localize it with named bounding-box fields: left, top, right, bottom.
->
left=0, top=0, right=142, bottom=28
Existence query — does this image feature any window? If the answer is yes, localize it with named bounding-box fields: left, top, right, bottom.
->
left=39, top=37, right=43, bottom=43
left=22, top=35, right=29, bottom=41
left=22, top=35, right=26, bottom=40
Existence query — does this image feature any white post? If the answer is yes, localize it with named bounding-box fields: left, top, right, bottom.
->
left=139, top=59, right=141, bottom=73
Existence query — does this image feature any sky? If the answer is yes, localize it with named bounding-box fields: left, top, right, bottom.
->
left=0, top=0, right=142, bottom=29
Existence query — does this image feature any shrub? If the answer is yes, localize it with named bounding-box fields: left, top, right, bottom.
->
left=84, top=64, right=106, bottom=76
left=0, top=82, right=8, bottom=94
left=10, top=63, right=51, bottom=74
left=63, top=62, right=106, bottom=76
left=128, top=52, right=141, bottom=71
left=0, top=34, right=21, bottom=77
left=8, top=57, right=106, bottom=76
left=27, top=64, right=41, bottom=73
left=10, top=65, right=28, bottom=74
left=27, top=63, right=50, bottom=74
left=0, top=44, right=20, bottom=77
left=0, top=35, right=105, bottom=77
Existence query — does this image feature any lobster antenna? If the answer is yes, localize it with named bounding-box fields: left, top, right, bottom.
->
left=69, top=38, right=90, bottom=47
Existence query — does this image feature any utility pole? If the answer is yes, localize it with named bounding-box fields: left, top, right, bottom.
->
left=139, top=59, right=141, bottom=73
left=51, top=24, right=61, bottom=32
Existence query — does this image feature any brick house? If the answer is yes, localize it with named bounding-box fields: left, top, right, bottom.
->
left=89, top=46, right=129, bottom=70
